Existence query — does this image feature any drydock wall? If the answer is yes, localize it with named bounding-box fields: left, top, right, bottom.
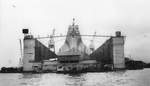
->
left=90, top=38, right=113, bottom=64
left=23, top=38, right=35, bottom=71
left=34, top=39, right=57, bottom=62
left=90, top=33, right=125, bottom=69
left=112, top=37, right=125, bottom=68
left=23, top=36, right=57, bottom=71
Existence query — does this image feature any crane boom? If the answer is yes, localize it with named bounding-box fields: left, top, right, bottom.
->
left=35, top=35, right=114, bottom=39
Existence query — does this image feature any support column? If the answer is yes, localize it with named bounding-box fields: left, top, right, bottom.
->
left=112, top=31, right=125, bottom=69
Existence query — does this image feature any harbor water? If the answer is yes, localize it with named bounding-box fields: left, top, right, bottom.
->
left=0, top=68, right=150, bottom=86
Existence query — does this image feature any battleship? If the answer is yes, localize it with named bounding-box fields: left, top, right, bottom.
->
left=0, top=19, right=149, bottom=73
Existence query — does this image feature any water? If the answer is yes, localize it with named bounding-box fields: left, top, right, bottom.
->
left=0, top=68, right=150, bottom=86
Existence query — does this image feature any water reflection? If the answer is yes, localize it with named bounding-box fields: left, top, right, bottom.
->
left=0, top=69, right=150, bottom=86
left=21, top=73, right=42, bottom=79
left=19, top=73, right=42, bottom=86
left=108, top=70, right=127, bottom=77
left=65, top=73, right=86, bottom=86
left=17, top=71, right=131, bottom=86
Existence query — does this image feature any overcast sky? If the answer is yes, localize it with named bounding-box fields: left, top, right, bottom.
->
left=0, top=0, right=150, bottom=68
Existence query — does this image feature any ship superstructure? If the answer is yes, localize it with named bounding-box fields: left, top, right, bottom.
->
left=58, top=19, right=90, bottom=60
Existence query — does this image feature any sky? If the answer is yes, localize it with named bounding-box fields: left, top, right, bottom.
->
left=0, top=0, right=150, bottom=68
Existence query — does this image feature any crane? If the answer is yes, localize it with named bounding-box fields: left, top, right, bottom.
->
left=19, top=39, right=23, bottom=67
left=89, top=31, right=96, bottom=53
left=35, top=34, right=114, bottom=39
left=48, top=29, right=55, bottom=52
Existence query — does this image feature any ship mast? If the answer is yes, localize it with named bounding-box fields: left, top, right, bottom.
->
left=72, top=18, right=75, bottom=26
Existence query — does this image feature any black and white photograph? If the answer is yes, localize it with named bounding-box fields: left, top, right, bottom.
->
left=0, top=0, right=150, bottom=86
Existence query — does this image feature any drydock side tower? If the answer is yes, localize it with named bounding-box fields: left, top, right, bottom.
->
left=22, top=29, right=57, bottom=71
left=90, top=31, right=125, bottom=69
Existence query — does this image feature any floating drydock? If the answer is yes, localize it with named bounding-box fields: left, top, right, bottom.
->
left=19, top=19, right=126, bottom=73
